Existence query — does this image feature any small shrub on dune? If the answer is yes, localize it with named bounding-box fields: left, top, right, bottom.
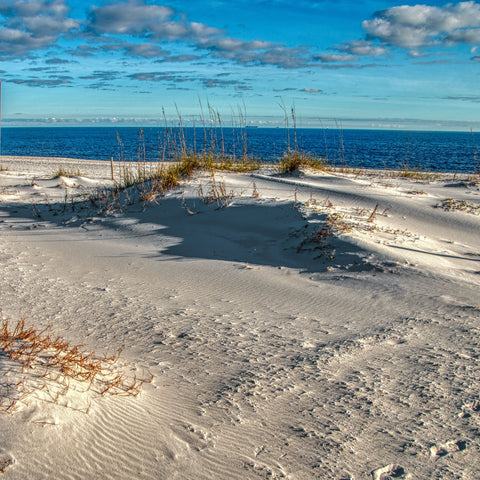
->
left=52, top=166, right=82, bottom=178
left=280, top=150, right=327, bottom=174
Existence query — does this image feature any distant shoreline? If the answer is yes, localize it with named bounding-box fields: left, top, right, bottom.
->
left=1, top=155, right=478, bottom=179
left=1, top=125, right=477, bottom=134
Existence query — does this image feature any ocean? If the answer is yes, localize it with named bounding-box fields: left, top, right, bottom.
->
left=1, top=126, right=479, bottom=173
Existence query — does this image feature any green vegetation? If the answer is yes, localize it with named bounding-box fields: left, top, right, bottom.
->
left=279, top=150, right=327, bottom=174
left=52, top=166, right=82, bottom=178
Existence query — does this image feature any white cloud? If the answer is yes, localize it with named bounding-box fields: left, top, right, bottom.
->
left=336, top=40, right=387, bottom=56
left=0, top=0, right=78, bottom=56
left=362, top=1, right=480, bottom=49
left=88, top=1, right=174, bottom=35
left=445, top=27, right=480, bottom=44
left=87, top=0, right=224, bottom=41
left=0, top=0, right=69, bottom=18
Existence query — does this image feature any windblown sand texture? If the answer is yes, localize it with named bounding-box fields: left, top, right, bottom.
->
left=0, top=155, right=479, bottom=479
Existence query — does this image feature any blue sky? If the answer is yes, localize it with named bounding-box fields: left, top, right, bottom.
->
left=0, top=0, right=480, bottom=130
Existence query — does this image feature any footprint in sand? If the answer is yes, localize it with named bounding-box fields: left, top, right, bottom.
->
left=371, top=464, right=407, bottom=480
left=430, top=440, right=466, bottom=458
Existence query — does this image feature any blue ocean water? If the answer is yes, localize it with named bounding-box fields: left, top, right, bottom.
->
left=1, top=126, right=479, bottom=173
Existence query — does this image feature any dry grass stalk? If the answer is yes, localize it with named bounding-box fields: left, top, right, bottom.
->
left=198, top=175, right=233, bottom=208
left=0, top=319, right=146, bottom=414
left=298, top=212, right=353, bottom=253
left=52, top=166, right=82, bottom=179
left=367, top=204, right=379, bottom=222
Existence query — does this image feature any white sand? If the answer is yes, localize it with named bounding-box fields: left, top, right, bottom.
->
left=0, top=155, right=479, bottom=479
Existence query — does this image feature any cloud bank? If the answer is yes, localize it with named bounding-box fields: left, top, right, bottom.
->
left=363, top=1, right=480, bottom=49
left=0, top=0, right=78, bottom=57
left=1, top=0, right=480, bottom=94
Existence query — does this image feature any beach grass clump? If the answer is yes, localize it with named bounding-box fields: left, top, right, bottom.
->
left=437, top=198, right=480, bottom=214
left=87, top=156, right=202, bottom=213
left=0, top=318, right=146, bottom=414
left=197, top=175, right=234, bottom=208
left=279, top=150, right=327, bottom=174
left=319, top=212, right=353, bottom=238
left=396, top=163, right=440, bottom=181
left=118, top=155, right=200, bottom=190
left=52, top=166, right=82, bottom=178
left=206, top=156, right=262, bottom=173
left=297, top=212, right=353, bottom=254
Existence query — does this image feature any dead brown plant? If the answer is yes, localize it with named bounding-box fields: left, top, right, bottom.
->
left=0, top=319, right=146, bottom=414
left=437, top=198, right=480, bottom=214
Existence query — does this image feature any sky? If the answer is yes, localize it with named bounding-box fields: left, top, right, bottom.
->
left=0, top=0, right=480, bottom=130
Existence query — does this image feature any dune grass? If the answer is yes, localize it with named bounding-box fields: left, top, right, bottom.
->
left=19, top=105, right=479, bottom=216
left=52, top=166, right=82, bottom=178
left=0, top=318, right=147, bottom=414
left=279, top=150, right=327, bottom=174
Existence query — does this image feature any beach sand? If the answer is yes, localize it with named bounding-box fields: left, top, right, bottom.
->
left=0, top=155, right=479, bottom=479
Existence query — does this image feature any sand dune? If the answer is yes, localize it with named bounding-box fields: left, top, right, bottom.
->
left=1, top=156, right=479, bottom=479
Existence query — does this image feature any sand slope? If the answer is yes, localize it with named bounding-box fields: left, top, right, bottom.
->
left=1, top=156, right=480, bottom=479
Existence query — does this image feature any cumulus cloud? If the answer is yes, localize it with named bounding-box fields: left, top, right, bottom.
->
left=86, top=0, right=224, bottom=41
left=362, top=1, right=480, bottom=49
left=85, top=0, right=304, bottom=68
left=335, top=40, right=387, bottom=56
left=445, top=28, right=480, bottom=44
left=87, top=1, right=174, bottom=35
left=0, top=0, right=78, bottom=56
left=0, top=0, right=69, bottom=18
